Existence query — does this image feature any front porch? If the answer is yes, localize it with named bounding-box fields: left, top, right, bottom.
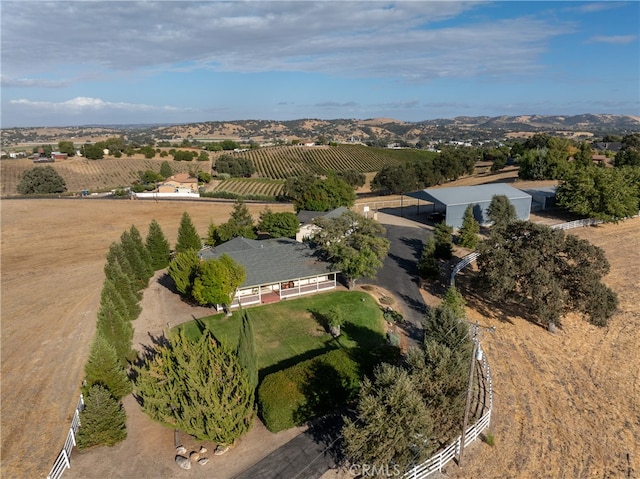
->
left=229, top=273, right=338, bottom=309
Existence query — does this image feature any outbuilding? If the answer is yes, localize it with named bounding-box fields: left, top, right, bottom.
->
left=406, top=184, right=532, bottom=229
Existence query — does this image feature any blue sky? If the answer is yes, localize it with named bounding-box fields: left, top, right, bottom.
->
left=1, top=1, right=638, bottom=127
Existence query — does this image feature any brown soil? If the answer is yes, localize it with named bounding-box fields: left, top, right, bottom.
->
left=2, top=198, right=639, bottom=479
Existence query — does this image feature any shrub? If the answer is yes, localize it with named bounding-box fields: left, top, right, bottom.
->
left=258, top=349, right=359, bottom=432
left=386, top=332, right=400, bottom=347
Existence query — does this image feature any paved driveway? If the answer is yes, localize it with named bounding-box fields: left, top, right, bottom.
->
left=361, top=211, right=432, bottom=343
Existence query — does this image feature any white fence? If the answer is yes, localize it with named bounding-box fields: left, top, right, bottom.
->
left=47, top=394, right=84, bottom=479
left=403, top=346, right=493, bottom=478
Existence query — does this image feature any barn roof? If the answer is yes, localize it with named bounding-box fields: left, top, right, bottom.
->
left=406, top=184, right=531, bottom=206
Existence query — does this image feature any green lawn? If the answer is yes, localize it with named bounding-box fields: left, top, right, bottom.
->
left=179, top=291, right=386, bottom=376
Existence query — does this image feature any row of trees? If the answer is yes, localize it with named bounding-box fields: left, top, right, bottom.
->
left=513, top=133, right=640, bottom=221
left=78, top=221, right=171, bottom=448
left=371, top=146, right=477, bottom=194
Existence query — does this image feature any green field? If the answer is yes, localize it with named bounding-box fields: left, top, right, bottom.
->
left=179, top=290, right=386, bottom=376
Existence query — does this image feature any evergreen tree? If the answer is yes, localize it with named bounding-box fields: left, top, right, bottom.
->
left=105, top=242, right=136, bottom=286
left=417, top=237, right=440, bottom=281
left=204, top=220, right=218, bottom=247
left=486, top=194, right=517, bottom=230
left=342, top=363, right=434, bottom=472
left=84, top=334, right=132, bottom=399
left=433, top=222, right=453, bottom=260
left=406, top=339, right=470, bottom=443
left=442, top=285, right=467, bottom=319
left=167, top=249, right=200, bottom=297
left=160, top=160, right=173, bottom=179
left=120, top=230, right=151, bottom=288
left=457, top=205, right=480, bottom=249
left=175, top=212, right=202, bottom=252
left=236, top=312, right=258, bottom=391
left=145, top=219, right=171, bottom=270
left=96, top=294, right=133, bottom=364
left=103, top=260, right=141, bottom=319
left=215, top=200, right=257, bottom=243
left=133, top=329, right=254, bottom=445
left=423, top=303, right=471, bottom=353
left=128, top=225, right=153, bottom=279
left=77, top=385, right=127, bottom=449
left=101, top=279, right=132, bottom=323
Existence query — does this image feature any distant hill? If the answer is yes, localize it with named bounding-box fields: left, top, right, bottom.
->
left=2, top=114, right=639, bottom=147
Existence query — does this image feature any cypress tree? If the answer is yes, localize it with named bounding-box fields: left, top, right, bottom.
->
left=457, top=204, right=480, bottom=249
left=77, top=385, right=127, bottom=449
left=101, top=279, right=131, bottom=323
left=105, top=242, right=136, bottom=288
left=175, top=212, right=202, bottom=253
left=129, top=225, right=153, bottom=280
left=84, top=334, right=132, bottom=400
left=133, top=329, right=254, bottom=445
left=96, top=294, right=133, bottom=365
left=120, top=230, right=150, bottom=289
left=167, top=249, right=200, bottom=297
left=103, top=260, right=141, bottom=320
left=145, top=219, right=171, bottom=270
left=342, top=363, right=434, bottom=472
left=236, top=312, right=258, bottom=391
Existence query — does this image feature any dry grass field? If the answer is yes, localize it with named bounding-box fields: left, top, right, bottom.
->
left=0, top=198, right=292, bottom=478
left=1, top=194, right=639, bottom=478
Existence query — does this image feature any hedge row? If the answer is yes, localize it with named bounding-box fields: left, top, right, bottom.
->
left=258, top=348, right=360, bottom=432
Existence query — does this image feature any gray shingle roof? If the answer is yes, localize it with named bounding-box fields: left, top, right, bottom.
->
left=199, top=237, right=337, bottom=288
left=297, top=206, right=349, bottom=225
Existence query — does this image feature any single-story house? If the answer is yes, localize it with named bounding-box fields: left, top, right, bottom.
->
left=405, top=184, right=532, bottom=229
left=158, top=173, right=199, bottom=194
left=296, top=206, right=348, bottom=242
left=199, top=237, right=339, bottom=309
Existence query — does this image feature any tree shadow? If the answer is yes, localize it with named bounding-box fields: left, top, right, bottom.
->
left=292, top=362, right=355, bottom=429
left=303, top=410, right=349, bottom=467
left=398, top=236, right=424, bottom=260
left=129, top=332, right=171, bottom=406
left=387, top=251, right=419, bottom=276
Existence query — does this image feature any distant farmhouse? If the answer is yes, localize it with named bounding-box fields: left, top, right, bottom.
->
left=199, top=237, right=339, bottom=310
left=134, top=173, right=200, bottom=198
left=406, top=184, right=533, bottom=229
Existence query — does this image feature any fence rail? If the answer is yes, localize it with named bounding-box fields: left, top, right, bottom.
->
left=47, top=394, right=84, bottom=479
left=403, top=345, right=492, bottom=479
left=450, top=216, right=605, bottom=285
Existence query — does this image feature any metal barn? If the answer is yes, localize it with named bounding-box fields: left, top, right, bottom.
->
left=406, top=184, right=532, bottom=229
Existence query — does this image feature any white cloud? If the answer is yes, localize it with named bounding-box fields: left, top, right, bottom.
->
left=588, top=35, right=637, bottom=45
left=9, top=97, right=188, bottom=113
left=1, top=1, right=568, bottom=82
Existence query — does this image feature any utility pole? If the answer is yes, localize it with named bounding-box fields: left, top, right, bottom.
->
left=459, top=321, right=495, bottom=466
